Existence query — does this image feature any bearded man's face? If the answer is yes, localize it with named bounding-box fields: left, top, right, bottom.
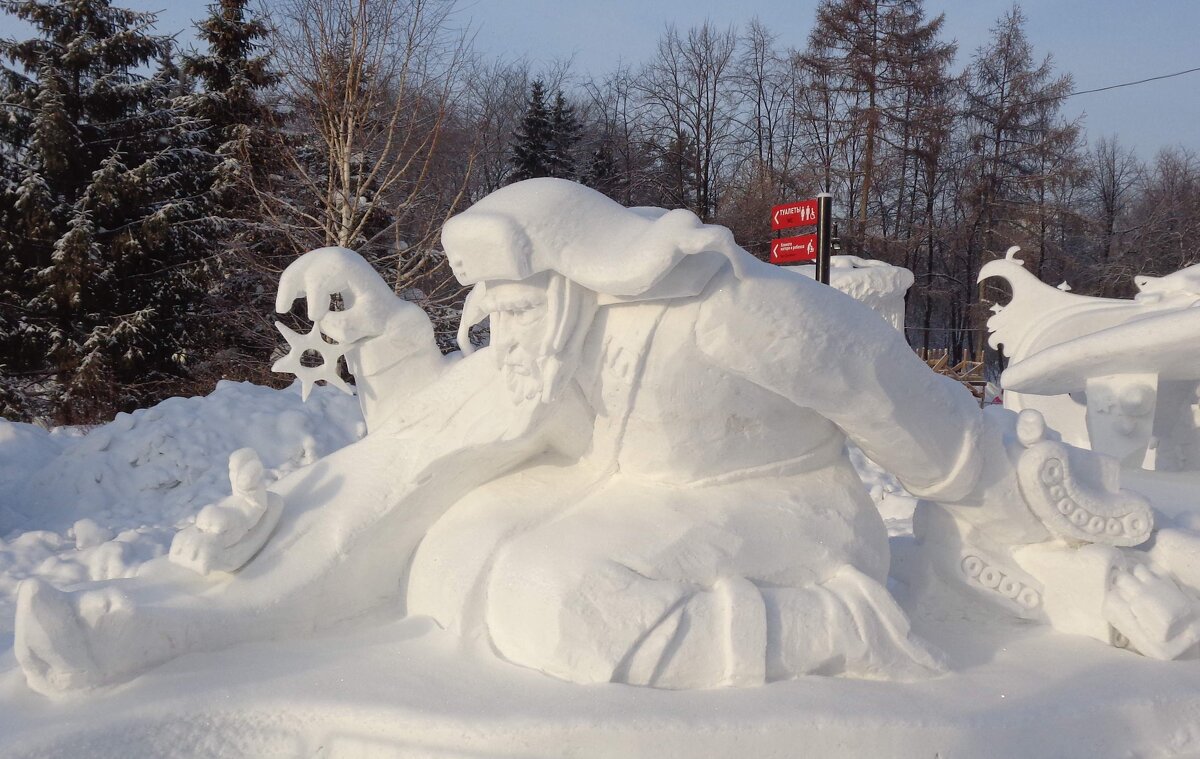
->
left=463, top=271, right=596, bottom=407
left=476, top=273, right=556, bottom=404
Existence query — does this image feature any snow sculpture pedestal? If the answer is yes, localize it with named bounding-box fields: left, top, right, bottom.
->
left=5, top=586, right=1200, bottom=758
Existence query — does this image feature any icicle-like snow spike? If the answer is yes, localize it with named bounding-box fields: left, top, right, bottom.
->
left=457, top=282, right=488, bottom=357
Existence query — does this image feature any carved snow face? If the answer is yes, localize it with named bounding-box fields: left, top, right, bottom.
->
left=477, top=273, right=557, bottom=405
left=458, top=270, right=597, bottom=407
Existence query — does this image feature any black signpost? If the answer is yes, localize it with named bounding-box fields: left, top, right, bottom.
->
left=769, top=193, right=835, bottom=285
left=815, top=193, right=832, bottom=285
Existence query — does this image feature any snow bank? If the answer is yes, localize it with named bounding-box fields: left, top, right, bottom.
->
left=5, top=380, right=363, bottom=536
left=0, top=381, right=363, bottom=636
left=0, top=421, right=70, bottom=525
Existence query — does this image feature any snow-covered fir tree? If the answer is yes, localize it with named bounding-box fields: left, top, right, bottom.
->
left=180, top=0, right=285, bottom=376
left=0, top=28, right=34, bottom=418
left=182, top=0, right=277, bottom=211
left=548, top=91, right=581, bottom=180
left=509, top=80, right=553, bottom=181
left=0, top=0, right=215, bottom=423
left=510, top=82, right=584, bottom=183
left=584, top=142, right=622, bottom=200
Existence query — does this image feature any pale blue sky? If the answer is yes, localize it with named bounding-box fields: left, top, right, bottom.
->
left=2, top=0, right=1196, bottom=155
left=456, top=0, right=1200, bottom=156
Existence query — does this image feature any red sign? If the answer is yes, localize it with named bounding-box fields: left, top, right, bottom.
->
left=771, top=199, right=820, bottom=231
left=770, top=234, right=818, bottom=264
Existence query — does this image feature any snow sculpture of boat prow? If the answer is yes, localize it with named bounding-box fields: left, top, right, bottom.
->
left=981, top=247, right=1200, bottom=469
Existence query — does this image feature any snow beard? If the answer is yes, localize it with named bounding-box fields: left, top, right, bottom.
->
left=458, top=272, right=597, bottom=406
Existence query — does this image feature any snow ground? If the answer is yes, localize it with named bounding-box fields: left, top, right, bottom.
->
left=1, top=382, right=1199, bottom=757
left=0, top=381, right=363, bottom=642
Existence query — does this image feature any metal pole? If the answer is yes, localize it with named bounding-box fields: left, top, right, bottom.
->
left=816, top=193, right=833, bottom=285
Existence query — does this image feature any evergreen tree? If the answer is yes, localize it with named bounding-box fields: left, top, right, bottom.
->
left=0, top=26, right=35, bottom=418
left=509, top=80, right=553, bottom=181
left=584, top=142, right=622, bottom=199
left=180, top=0, right=284, bottom=377
left=0, top=0, right=212, bottom=422
left=182, top=0, right=278, bottom=210
left=548, top=90, right=581, bottom=179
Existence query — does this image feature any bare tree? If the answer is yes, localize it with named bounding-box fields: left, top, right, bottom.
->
left=581, top=64, right=657, bottom=205
left=731, top=19, right=801, bottom=190
left=260, top=0, right=473, bottom=300
left=1124, top=147, right=1200, bottom=286
left=1087, top=134, right=1141, bottom=264
left=462, top=57, right=530, bottom=196
left=638, top=22, right=738, bottom=220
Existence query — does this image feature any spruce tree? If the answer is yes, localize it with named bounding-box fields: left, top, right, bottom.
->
left=180, top=0, right=284, bottom=377
left=584, top=142, right=622, bottom=199
left=548, top=90, right=581, bottom=180
left=0, top=31, right=35, bottom=418
left=509, top=80, right=553, bottom=181
left=0, top=0, right=212, bottom=422
left=182, top=0, right=277, bottom=211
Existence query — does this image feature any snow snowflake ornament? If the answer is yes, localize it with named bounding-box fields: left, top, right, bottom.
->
left=272, top=320, right=354, bottom=401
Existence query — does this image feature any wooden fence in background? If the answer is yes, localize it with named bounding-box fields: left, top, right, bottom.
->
left=916, top=347, right=989, bottom=404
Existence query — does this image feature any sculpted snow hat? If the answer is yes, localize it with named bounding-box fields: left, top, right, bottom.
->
left=441, top=178, right=746, bottom=296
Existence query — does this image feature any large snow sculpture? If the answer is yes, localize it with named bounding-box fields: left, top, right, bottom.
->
left=912, top=249, right=1200, bottom=657
left=13, top=180, right=1200, bottom=696
left=981, top=248, right=1200, bottom=470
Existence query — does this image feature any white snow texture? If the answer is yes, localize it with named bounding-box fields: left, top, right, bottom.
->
left=3, top=180, right=1200, bottom=759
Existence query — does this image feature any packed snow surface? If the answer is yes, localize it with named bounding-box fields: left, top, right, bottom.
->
left=0, top=381, right=362, bottom=638
left=0, top=381, right=1197, bottom=757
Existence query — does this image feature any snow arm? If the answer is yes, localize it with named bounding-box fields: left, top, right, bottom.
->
left=695, top=264, right=984, bottom=501
left=277, top=247, right=448, bottom=432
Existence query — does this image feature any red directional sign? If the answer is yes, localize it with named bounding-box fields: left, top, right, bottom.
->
left=771, top=199, right=820, bottom=231
left=770, top=233, right=818, bottom=264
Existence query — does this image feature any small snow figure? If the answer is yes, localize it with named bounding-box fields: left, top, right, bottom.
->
left=169, top=448, right=284, bottom=575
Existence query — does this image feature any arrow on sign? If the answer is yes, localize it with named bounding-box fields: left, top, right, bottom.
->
left=771, top=233, right=818, bottom=264
left=771, top=199, right=820, bottom=231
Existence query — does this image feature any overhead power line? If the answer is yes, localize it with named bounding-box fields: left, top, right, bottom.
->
left=1068, top=66, right=1200, bottom=99
left=987, top=65, right=1200, bottom=114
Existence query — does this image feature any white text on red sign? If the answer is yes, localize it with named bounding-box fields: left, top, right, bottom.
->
left=770, top=233, right=818, bottom=264
left=771, top=199, right=820, bottom=231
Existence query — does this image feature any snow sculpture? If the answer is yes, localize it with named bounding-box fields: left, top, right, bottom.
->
left=13, top=180, right=1200, bottom=696
left=980, top=248, right=1200, bottom=470
left=913, top=249, right=1200, bottom=658
left=914, top=410, right=1200, bottom=660
left=169, top=448, right=284, bottom=576
left=789, top=255, right=914, bottom=331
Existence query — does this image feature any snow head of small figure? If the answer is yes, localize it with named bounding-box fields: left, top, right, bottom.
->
left=272, top=318, right=353, bottom=401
